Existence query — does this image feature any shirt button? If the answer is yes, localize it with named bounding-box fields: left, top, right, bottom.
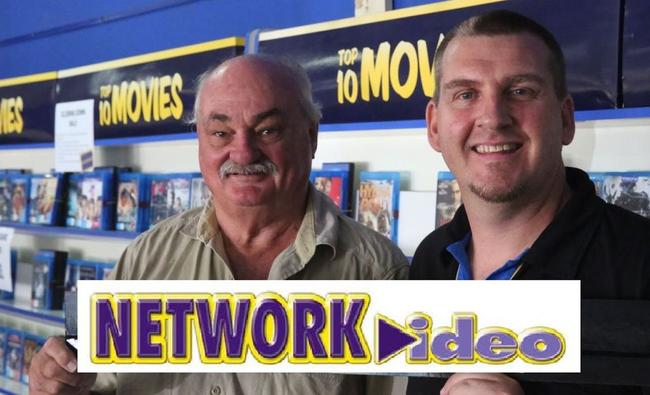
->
left=210, top=386, right=221, bottom=395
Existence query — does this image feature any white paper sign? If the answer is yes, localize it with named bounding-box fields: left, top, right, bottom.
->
left=0, top=227, right=15, bottom=292
left=78, top=280, right=581, bottom=374
left=55, top=99, right=95, bottom=172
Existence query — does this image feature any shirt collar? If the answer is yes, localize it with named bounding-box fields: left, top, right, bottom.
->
left=180, top=185, right=340, bottom=265
left=437, top=167, right=603, bottom=280
left=446, top=232, right=527, bottom=280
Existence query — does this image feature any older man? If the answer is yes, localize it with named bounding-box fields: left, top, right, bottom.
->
left=29, top=55, right=408, bottom=395
left=408, top=9, right=650, bottom=395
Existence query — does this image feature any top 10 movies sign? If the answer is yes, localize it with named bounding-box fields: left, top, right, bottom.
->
left=77, top=280, right=580, bottom=373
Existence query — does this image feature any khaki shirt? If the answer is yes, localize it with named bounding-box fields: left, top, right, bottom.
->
left=95, top=188, right=409, bottom=395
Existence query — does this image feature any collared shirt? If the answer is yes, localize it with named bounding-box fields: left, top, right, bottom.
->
left=446, top=233, right=526, bottom=280
left=408, top=167, right=650, bottom=395
left=94, top=186, right=409, bottom=395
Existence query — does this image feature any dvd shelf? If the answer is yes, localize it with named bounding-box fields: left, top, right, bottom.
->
left=0, top=300, right=64, bottom=327
left=0, top=221, right=139, bottom=240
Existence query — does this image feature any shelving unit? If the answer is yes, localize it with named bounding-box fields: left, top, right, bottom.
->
left=0, top=300, right=64, bottom=327
left=0, top=377, right=28, bottom=395
left=0, top=221, right=139, bottom=241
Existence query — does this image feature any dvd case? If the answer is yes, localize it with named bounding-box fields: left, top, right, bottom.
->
left=0, top=175, right=11, bottom=222
left=66, top=169, right=116, bottom=230
left=8, top=174, right=30, bottom=223
left=190, top=176, right=212, bottom=209
left=21, top=333, right=46, bottom=384
left=31, top=250, right=68, bottom=310
left=355, top=171, right=400, bottom=242
left=322, top=162, right=354, bottom=216
left=149, top=173, right=200, bottom=228
left=0, top=326, right=6, bottom=374
left=310, top=170, right=350, bottom=214
left=589, top=172, right=606, bottom=199
left=435, top=171, right=462, bottom=228
left=0, top=250, right=17, bottom=300
left=116, top=172, right=150, bottom=232
left=28, top=173, right=67, bottom=226
left=4, top=329, right=22, bottom=381
left=602, top=172, right=650, bottom=218
left=65, top=259, right=112, bottom=292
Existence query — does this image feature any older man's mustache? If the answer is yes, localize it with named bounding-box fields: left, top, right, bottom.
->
left=219, top=159, right=278, bottom=179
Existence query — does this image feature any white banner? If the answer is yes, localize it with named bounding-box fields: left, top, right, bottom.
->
left=77, top=280, right=580, bottom=373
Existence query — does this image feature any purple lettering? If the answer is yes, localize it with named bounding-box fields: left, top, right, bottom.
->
left=166, top=299, right=193, bottom=359
left=95, top=298, right=131, bottom=358
left=137, top=299, right=162, bottom=358
left=252, top=299, right=288, bottom=359
left=293, top=299, right=326, bottom=358
left=476, top=331, right=517, bottom=361
left=196, top=298, right=249, bottom=359
left=520, top=331, right=563, bottom=362
left=329, top=298, right=366, bottom=358
left=431, top=316, right=474, bottom=361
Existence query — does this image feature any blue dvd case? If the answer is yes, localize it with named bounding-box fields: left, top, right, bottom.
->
left=436, top=171, right=461, bottom=228
left=0, top=250, right=17, bottom=300
left=0, top=326, right=6, bottom=374
left=588, top=172, right=606, bottom=200
left=602, top=171, right=650, bottom=218
left=149, top=172, right=201, bottom=228
left=21, top=333, right=46, bottom=384
left=190, top=176, right=212, bottom=209
left=356, top=171, right=401, bottom=242
left=310, top=170, right=351, bottom=215
left=7, top=173, right=31, bottom=223
left=66, top=169, right=116, bottom=230
left=116, top=172, right=150, bottom=232
left=31, top=250, right=68, bottom=310
left=4, top=329, right=22, bottom=381
left=65, top=259, right=113, bottom=292
left=28, top=173, right=67, bottom=226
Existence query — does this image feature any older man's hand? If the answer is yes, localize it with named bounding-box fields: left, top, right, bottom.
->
left=441, top=373, right=524, bottom=395
left=28, top=336, right=96, bottom=395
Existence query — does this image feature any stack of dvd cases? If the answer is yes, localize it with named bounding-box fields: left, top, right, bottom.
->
left=66, top=169, right=116, bottom=230
left=149, top=172, right=201, bottom=228
left=115, top=173, right=150, bottom=232
left=28, top=173, right=67, bottom=226
left=31, top=249, right=68, bottom=310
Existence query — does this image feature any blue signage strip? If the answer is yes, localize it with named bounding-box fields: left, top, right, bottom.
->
left=258, top=0, right=621, bottom=126
left=622, top=0, right=650, bottom=108
left=56, top=38, right=244, bottom=141
left=0, top=72, right=57, bottom=145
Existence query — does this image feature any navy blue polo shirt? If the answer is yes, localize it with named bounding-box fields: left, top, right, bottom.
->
left=446, top=233, right=527, bottom=280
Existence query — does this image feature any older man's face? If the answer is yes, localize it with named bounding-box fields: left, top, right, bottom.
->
left=427, top=33, right=575, bottom=204
left=196, top=59, right=317, bottom=209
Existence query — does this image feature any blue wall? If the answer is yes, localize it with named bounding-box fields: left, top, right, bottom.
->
left=0, top=0, right=354, bottom=78
left=0, top=0, right=451, bottom=79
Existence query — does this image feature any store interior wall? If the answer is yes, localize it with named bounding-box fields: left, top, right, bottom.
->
left=0, top=3, right=649, bottom=392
